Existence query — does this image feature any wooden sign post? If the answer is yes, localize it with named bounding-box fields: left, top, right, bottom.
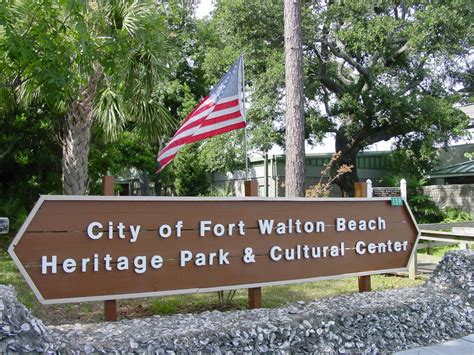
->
left=354, top=182, right=371, bottom=293
left=8, top=196, right=419, bottom=305
left=102, top=176, right=117, bottom=321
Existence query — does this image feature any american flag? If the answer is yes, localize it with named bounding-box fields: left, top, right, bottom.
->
left=157, top=57, right=246, bottom=173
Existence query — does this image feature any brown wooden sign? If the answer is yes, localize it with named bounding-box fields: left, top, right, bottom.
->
left=9, top=196, right=419, bottom=304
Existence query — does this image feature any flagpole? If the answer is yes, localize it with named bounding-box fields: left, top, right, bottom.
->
left=241, top=55, right=249, bottom=180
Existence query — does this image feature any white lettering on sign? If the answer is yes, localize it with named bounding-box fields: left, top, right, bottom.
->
left=86, top=221, right=141, bottom=242
left=199, top=221, right=245, bottom=237
left=336, top=217, right=386, bottom=232
left=40, top=214, right=411, bottom=278
left=42, top=255, right=57, bottom=274
left=159, top=224, right=172, bottom=238
left=258, top=219, right=325, bottom=235
left=157, top=221, right=183, bottom=238
left=179, top=249, right=230, bottom=267
left=134, top=256, right=146, bottom=273
left=269, top=243, right=345, bottom=261
left=150, top=255, right=163, bottom=269
left=355, top=240, right=408, bottom=255
left=130, top=225, right=141, bottom=242
left=41, top=254, right=165, bottom=274
left=104, top=254, right=113, bottom=271
left=62, top=258, right=76, bottom=273
left=87, top=222, right=103, bottom=240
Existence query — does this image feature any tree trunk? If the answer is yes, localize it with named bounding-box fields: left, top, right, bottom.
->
left=284, top=0, right=305, bottom=197
left=334, top=130, right=360, bottom=197
left=62, top=68, right=103, bottom=195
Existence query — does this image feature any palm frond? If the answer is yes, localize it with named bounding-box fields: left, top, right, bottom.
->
left=94, top=86, right=126, bottom=141
left=100, top=0, right=150, bottom=36
left=125, top=44, right=168, bottom=95
left=127, top=97, right=175, bottom=142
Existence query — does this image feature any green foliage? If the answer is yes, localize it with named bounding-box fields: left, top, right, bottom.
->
left=87, top=130, right=159, bottom=195
left=386, top=144, right=439, bottom=180
left=1, top=0, right=174, bottom=135
left=205, top=0, right=286, bottom=152
left=173, top=143, right=210, bottom=196
left=409, top=194, right=444, bottom=224
left=382, top=174, right=428, bottom=193
left=0, top=102, right=62, bottom=233
left=1, top=0, right=176, bottom=196
left=199, top=131, right=246, bottom=173
left=382, top=175, right=473, bottom=224
left=418, top=245, right=461, bottom=258
left=152, top=1, right=247, bottom=178
left=205, top=184, right=234, bottom=197
left=0, top=199, right=27, bottom=236
left=381, top=175, right=444, bottom=223
left=442, top=208, right=473, bottom=223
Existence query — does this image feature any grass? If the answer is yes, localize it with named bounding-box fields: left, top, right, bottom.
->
left=1, top=232, right=424, bottom=324
left=146, top=274, right=422, bottom=315
left=1, top=234, right=40, bottom=308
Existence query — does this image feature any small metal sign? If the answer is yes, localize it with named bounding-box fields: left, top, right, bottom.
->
left=391, top=197, right=404, bottom=206
left=0, top=217, right=9, bottom=234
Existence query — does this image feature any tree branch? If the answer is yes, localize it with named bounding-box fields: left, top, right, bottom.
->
left=324, top=39, right=371, bottom=80
left=400, top=58, right=427, bottom=95
left=313, top=50, right=344, bottom=96
left=394, top=43, right=409, bottom=56
left=1, top=62, right=33, bottom=89
left=0, top=140, right=20, bottom=164
left=1, top=73, right=32, bottom=89
left=21, top=0, right=46, bottom=37
left=337, top=61, right=355, bottom=86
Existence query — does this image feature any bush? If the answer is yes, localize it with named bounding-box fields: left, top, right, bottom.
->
left=381, top=175, right=445, bottom=224
left=173, top=144, right=210, bottom=196
left=442, top=207, right=473, bottom=223
left=409, top=194, right=445, bottom=224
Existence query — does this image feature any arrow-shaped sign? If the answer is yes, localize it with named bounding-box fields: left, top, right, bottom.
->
left=9, top=196, right=419, bottom=304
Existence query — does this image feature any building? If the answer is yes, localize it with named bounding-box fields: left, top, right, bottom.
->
left=212, top=151, right=393, bottom=197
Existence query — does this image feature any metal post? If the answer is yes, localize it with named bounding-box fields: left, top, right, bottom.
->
left=102, top=176, right=118, bottom=321
left=244, top=180, right=261, bottom=308
left=241, top=55, right=249, bottom=180
left=264, top=152, right=269, bottom=197
left=354, top=182, right=371, bottom=292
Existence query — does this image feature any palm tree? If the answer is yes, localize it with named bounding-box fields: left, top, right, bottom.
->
left=1, top=0, right=174, bottom=195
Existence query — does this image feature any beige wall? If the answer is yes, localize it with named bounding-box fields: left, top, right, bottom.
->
left=419, top=184, right=474, bottom=215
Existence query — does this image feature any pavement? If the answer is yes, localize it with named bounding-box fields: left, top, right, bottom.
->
left=396, top=334, right=474, bottom=354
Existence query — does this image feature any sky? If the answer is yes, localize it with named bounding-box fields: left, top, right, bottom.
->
left=195, top=0, right=214, bottom=19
